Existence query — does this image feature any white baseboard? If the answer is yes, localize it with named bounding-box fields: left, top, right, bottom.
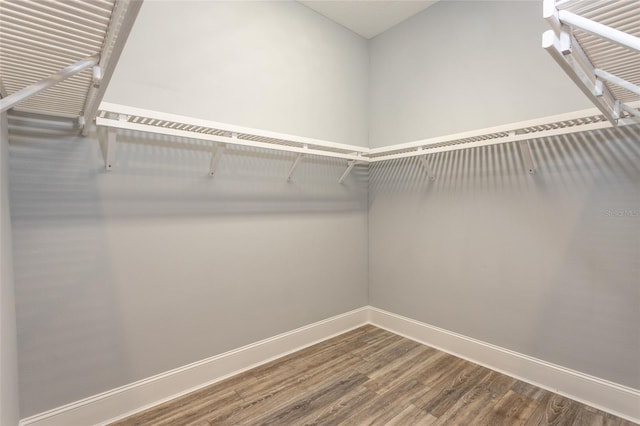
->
left=20, top=306, right=640, bottom=425
left=19, top=307, right=369, bottom=426
left=368, top=306, right=640, bottom=424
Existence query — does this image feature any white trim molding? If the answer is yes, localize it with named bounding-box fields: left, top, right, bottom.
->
left=19, top=306, right=640, bottom=425
left=19, top=307, right=369, bottom=426
left=368, top=307, right=640, bottom=424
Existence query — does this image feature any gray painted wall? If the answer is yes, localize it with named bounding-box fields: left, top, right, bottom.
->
left=0, top=112, right=20, bottom=426
left=9, top=114, right=369, bottom=417
left=369, top=126, right=640, bottom=389
left=368, top=1, right=593, bottom=148
left=105, top=1, right=369, bottom=147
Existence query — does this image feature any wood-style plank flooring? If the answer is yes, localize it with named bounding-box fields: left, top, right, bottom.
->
left=111, top=325, right=637, bottom=426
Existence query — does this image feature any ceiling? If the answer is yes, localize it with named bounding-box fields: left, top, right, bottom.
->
left=298, top=1, right=439, bottom=39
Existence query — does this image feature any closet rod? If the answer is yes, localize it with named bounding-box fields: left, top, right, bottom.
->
left=0, top=55, right=98, bottom=113
left=558, top=10, right=640, bottom=53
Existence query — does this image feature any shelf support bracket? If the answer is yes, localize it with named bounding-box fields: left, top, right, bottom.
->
left=518, top=140, right=536, bottom=174
left=101, top=113, right=126, bottom=170
left=287, top=144, right=307, bottom=182
left=103, top=127, right=117, bottom=171
left=543, top=29, right=618, bottom=124
left=338, top=159, right=357, bottom=184
left=209, top=132, right=234, bottom=177
left=287, top=153, right=304, bottom=182
left=0, top=55, right=99, bottom=113
left=209, top=143, right=226, bottom=177
left=92, top=65, right=103, bottom=87
left=81, top=0, right=143, bottom=136
left=594, top=69, right=640, bottom=97
left=417, top=148, right=435, bottom=180
left=619, top=102, right=640, bottom=119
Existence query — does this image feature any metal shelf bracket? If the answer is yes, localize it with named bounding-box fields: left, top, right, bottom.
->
left=518, top=140, right=536, bottom=174
left=620, top=102, right=640, bottom=119
left=543, top=29, right=618, bottom=124
left=103, top=127, right=117, bottom=171
left=209, top=132, right=235, bottom=177
left=92, top=66, right=103, bottom=88
left=0, top=55, right=99, bottom=113
left=417, top=148, right=435, bottom=181
left=287, top=144, right=307, bottom=182
left=208, top=144, right=226, bottom=177
left=100, top=114, right=127, bottom=170
left=338, top=156, right=359, bottom=184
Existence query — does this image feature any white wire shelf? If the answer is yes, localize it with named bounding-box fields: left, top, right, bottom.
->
left=0, top=0, right=141, bottom=128
left=543, top=0, right=640, bottom=123
left=6, top=0, right=635, bottom=176
left=97, top=103, right=370, bottom=162
left=367, top=104, right=639, bottom=162
left=96, top=101, right=639, bottom=178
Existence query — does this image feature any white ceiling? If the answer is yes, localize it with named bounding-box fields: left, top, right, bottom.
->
left=298, top=1, right=439, bottom=39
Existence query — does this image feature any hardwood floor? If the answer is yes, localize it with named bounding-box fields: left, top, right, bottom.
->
left=110, top=325, right=637, bottom=426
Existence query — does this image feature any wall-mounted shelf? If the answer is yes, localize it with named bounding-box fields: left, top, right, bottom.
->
left=97, top=103, right=369, bottom=162
left=367, top=105, right=639, bottom=163
left=4, top=0, right=638, bottom=180
left=0, top=0, right=141, bottom=134
left=96, top=101, right=640, bottom=180
left=96, top=103, right=370, bottom=182
left=543, top=0, right=640, bottom=123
